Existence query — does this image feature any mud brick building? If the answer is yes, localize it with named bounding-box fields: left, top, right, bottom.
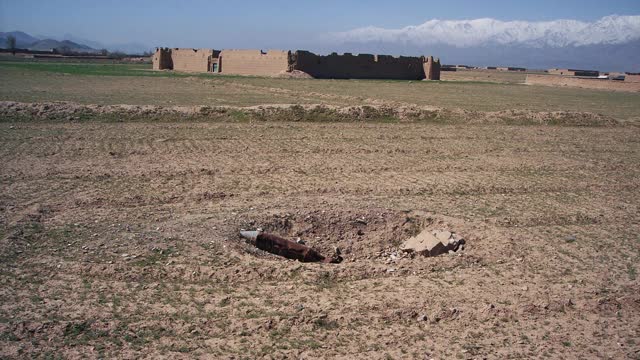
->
left=153, top=47, right=441, bottom=80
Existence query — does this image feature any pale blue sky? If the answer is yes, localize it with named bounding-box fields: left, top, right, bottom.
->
left=1, top=0, right=639, bottom=49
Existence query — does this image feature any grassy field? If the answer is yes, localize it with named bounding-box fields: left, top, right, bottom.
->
left=1, top=60, right=639, bottom=359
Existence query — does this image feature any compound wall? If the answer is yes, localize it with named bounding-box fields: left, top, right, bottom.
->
left=153, top=47, right=442, bottom=80
left=153, top=48, right=219, bottom=72
left=218, top=50, right=289, bottom=76
left=152, top=48, right=172, bottom=70
left=424, top=56, right=441, bottom=80
left=291, top=51, right=429, bottom=80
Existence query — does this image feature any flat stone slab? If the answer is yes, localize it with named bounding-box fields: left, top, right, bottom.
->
left=400, top=229, right=465, bottom=257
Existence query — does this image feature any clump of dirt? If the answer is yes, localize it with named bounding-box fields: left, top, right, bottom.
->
left=236, top=209, right=443, bottom=261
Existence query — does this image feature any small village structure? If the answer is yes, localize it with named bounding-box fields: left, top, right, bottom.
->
left=547, top=68, right=600, bottom=77
left=153, top=48, right=441, bottom=80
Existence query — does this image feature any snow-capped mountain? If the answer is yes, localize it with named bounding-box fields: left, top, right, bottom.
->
left=333, top=15, right=640, bottom=48
left=328, top=15, right=640, bottom=71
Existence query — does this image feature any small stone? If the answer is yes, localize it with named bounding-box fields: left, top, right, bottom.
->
left=386, top=268, right=396, bottom=273
left=121, top=253, right=129, bottom=257
left=417, top=314, right=428, bottom=321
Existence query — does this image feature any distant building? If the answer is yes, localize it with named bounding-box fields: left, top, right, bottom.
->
left=497, top=67, right=526, bottom=72
left=548, top=68, right=599, bottom=77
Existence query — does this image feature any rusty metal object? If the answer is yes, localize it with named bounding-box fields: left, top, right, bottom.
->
left=240, top=231, right=342, bottom=263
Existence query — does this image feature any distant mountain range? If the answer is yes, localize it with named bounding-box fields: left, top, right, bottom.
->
left=328, top=15, right=640, bottom=72
left=3, top=16, right=639, bottom=71
left=0, top=31, right=151, bottom=54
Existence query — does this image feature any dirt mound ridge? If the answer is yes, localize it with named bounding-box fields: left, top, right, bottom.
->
left=273, top=70, right=314, bottom=79
left=0, top=101, right=619, bottom=126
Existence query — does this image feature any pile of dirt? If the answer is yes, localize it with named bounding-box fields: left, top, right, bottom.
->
left=0, top=101, right=620, bottom=126
left=273, top=70, right=314, bottom=79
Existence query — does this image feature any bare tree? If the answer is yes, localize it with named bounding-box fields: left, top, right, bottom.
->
left=6, top=35, right=16, bottom=55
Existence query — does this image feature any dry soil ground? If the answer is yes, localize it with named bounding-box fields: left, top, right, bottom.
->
left=0, top=61, right=639, bottom=359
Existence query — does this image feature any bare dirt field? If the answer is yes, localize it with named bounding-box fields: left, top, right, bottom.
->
left=440, top=69, right=528, bottom=84
left=1, top=61, right=639, bottom=359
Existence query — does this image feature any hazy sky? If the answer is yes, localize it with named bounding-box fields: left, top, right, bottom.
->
left=1, top=0, right=639, bottom=49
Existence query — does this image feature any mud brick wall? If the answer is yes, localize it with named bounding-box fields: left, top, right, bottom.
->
left=170, top=49, right=216, bottom=72
left=424, top=56, right=441, bottom=80
left=152, top=48, right=172, bottom=70
left=152, top=48, right=219, bottom=72
left=153, top=47, right=443, bottom=80
left=526, top=74, right=640, bottom=92
left=291, top=51, right=427, bottom=80
left=218, top=50, right=290, bottom=76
